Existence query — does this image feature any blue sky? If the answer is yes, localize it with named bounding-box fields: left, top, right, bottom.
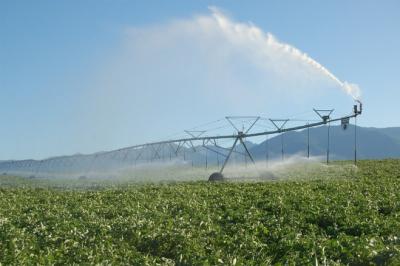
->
left=1, top=0, right=399, bottom=160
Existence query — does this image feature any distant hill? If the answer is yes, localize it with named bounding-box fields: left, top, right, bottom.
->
left=366, top=127, right=400, bottom=145
left=249, top=125, right=400, bottom=160
left=0, top=125, right=399, bottom=177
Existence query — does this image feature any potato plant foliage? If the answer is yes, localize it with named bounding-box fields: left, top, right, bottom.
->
left=0, top=160, right=399, bottom=265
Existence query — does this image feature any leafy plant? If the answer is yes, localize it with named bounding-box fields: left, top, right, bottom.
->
left=0, top=160, right=399, bottom=264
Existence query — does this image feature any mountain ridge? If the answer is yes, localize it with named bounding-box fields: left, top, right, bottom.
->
left=0, top=125, right=399, bottom=177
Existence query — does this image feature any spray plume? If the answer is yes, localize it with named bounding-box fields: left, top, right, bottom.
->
left=209, top=7, right=361, bottom=100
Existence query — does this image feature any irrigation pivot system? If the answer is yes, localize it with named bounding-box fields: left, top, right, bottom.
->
left=0, top=102, right=362, bottom=180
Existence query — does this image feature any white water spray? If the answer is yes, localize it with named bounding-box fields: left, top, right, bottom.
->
left=209, top=7, right=361, bottom=100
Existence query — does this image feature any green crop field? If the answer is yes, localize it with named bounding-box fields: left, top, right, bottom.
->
left=0, top=160, right=399, bottom=265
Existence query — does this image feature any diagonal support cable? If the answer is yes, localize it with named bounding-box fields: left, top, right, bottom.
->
left=220, top=137, right=240, bottom=174
left=313, top=108, right=334, bottom=123
left=239, top=137, right=255, bottom=164
left=269, top=119, right=289, bottom=131
left=245, top=116, right=260, bottom=134
left=226, top=116, right=261, bottom=133
left=184, top=130, right=206, bottom=138
left=202, top=145, right=228, bottom=158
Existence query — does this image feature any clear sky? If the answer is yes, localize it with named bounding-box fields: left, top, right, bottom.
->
left=1, top=0, right=399, bottom=160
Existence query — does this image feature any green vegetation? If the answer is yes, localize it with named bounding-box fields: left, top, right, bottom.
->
left=0, top=160, right=399, bottom=265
